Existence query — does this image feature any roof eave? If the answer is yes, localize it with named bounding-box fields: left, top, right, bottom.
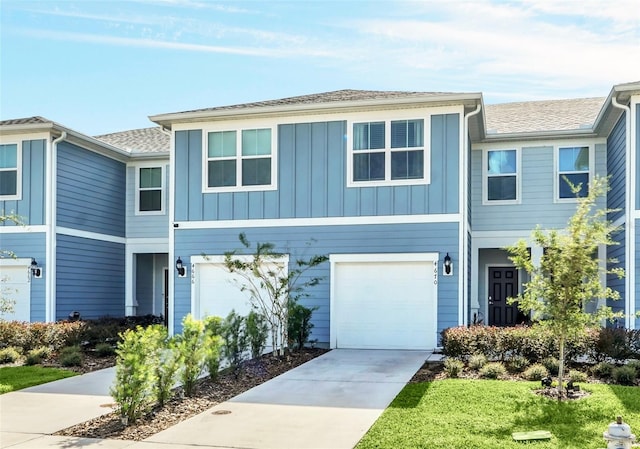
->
left=0, top=122, right=56, bottom=135
left=150, top=92, right=483, bottom=128
left=129, top=151, right=170, bottom=160
left=482, top=128, right=598, bottom=143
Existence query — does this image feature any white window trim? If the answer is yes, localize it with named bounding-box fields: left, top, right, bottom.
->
left=135, top=163, right=166, bottom=216
left=554, top=143, right=594, bottom=203
left=0, top=142, right=22, bottom=201
left=202, top=124, right=278, bottom=193
left=482, top=147, right=521, bottom=205
left=346, top=111, right=432, bottom=188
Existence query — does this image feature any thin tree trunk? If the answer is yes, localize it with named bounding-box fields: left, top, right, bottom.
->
left=557, top=335, right=565, bottom=400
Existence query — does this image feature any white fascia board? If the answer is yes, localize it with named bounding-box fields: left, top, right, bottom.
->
left=56, top=227, right=126, bottom=244
left=475, top=135, right=606, bottom=149
left=0, top=131, right=51, bottom=143
left=128, top=152, right=170, bottom=161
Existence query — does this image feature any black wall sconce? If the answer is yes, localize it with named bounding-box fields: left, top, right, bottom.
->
left=31, top=258, right=42, bottom=278
left=176, top=256, right=186, bottom=277
left=443, top=253, right=453, bottom=276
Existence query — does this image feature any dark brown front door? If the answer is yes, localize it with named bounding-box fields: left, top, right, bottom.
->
left=488, top=267, right=521, bottom=326
left=163, top=269, right=169, bottom=327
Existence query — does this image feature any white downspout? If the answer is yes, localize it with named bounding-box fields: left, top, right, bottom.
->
left=611, top=96, right=633, bottom=329
left=46, top=131, right=66, bottom=322
left=462, top=103, right=482, bottom=326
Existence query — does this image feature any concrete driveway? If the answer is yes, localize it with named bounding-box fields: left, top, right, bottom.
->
left=144, top=349, right=430, bottom=449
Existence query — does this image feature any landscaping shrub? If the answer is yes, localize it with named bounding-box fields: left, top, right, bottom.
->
left=175, top=315, right=208, bottom=397
left=0, top=321, right=85, bottom=352
left=468, top=354, right=487, bottom=371
left=203, top=315, right=224, bottom=381
left=479, top=362, right=507, bottom=379
left=591, top=362, right=615, bottom=379
left=541, top=357, right=559, bottom=375
left=523, top=363, right=548, bottom=381
left=287, top=301, right=316, bottom=350
left=612, top=365, right=637, bottom=386
left=246, top=311, right=269, bottom=357
left=146, top=325, right=179, bottom=408
left=443, top=358, right=464, bottom=378
left=592, top=327, right=633, bottom=362
left=507, top=355, right=529, bottom=373
left=59, top=346, right=83, bottom=367
left=221, top=310, right=248, bottom=379
left=25, top=346, right=52, bottom=365
left=627, top=360, right=640, bottom=375
left=0, top=346, right=21, bottom=364
left=94, top=342, right=116, bottom=357
left=568, top=369, right=588, bottom=383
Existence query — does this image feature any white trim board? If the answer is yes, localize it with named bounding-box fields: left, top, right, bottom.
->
left=56, top=227, right=126, bottom=245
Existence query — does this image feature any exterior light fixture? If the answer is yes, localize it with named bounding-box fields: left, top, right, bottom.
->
left=30, top=258, right=42, bottom=278
left=176, top=256, right=186, bottom=277
left=443, top=253, right=453, bottom=276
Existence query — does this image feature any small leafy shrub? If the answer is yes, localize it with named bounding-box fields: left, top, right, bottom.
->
left=0, top=321, right=85, bottom=352
left=246, top=311, right=269, bottom=358
left=443, top=358, right=464, bottom=378
left=221, top=310, right=248, bottom=379
left=479, top=362, right=507, bottom=379
left=175, top=315, right=207, bottom=397
left=59, top=345, right=83, bottom=366
left=204, top=316, right=224, bottom=381
left=523, top=363, right=549, bottom=381
left=508, top=355, right=529, bottom=373
left=542, top=357, right=559, bottom=375
left=612, top=365, right=637, bottom=386
left=0, top=346, right=21, bottom=363
left=468, top=354, right=487, bottom=371
left=591, top=362, right=615, bottom=379
left=592, top=327, right=633, bottom=362
left=147, top=326, right=179, bottom=408
left=626, top=360, right=640, bottom=375
left=25, top=346, right=52, bottom=365
left=568, top=370, right=588, bottom=383
left=95, top=342, right=116, bottom=357
left=288, top=301, right=317, bottom=350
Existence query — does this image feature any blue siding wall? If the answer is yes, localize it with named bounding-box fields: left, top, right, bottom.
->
left=0, top=232, right=46, bottom=321
left=173, top=222, right=460, bottom=341
left=607, top=227, right=625, bottom=317
left=174, top=114, right=460, bottom=222
left=0, top=139, right=46, bottom=226
left=57, top=142, right=125, bottom=236
left=637, top=104, right=640, bottom=210
left=607, top=114, right=626, bottom=221
left=56, top=234, right=125, bottom=319
left=126, top=164, right=170, bottom=238
left=636, top=221, right=640, bottom=329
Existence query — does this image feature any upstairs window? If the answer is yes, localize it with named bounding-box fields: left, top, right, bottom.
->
left=558, top=146, right=590, bottom=199
left=485, top=149, right=518, bottom=202
left=206, top=128, right=275, bottom=191
left=137, top=166, right=164, bottom=214
left=350, top=118, right=427, bottom=186
left=0, top=143, right=20, bottom=199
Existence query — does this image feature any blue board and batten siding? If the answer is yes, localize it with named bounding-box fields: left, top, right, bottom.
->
left=174, top=115, right=460, bottom=222
left=57, top=142, right=126, bottom=236
left=0, top=139, right=46, bottom=226
left=607, top=114, right=626, bottom=221
left=174, top=222, right=460, bottom=343
left=636, top=222, right=640, bottom=329
left=56, top=234, right=125, bottom=319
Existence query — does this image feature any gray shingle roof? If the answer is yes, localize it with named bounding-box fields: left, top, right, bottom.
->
left=0, top=116, right=51, bottom=126
left=94, top=127, right=170, bottom=154
left=485, top=97, right=605, bottom=134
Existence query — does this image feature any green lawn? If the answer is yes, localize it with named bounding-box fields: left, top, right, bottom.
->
left=357, top=379, right=640, bottom=449
left=0, top=366, right=78, bottom=394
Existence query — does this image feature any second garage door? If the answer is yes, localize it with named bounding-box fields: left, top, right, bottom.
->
left=330, top=253, right=438, bottom=350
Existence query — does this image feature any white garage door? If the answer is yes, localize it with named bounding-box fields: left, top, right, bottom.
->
left=331, top=253, right=438, bottom=350
left=0, top=262, right=31, bottom=322
left=191, top=255, right=288, bottom=321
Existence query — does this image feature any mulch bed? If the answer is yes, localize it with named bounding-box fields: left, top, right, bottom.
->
left=54, top=348, right=328, bottom=441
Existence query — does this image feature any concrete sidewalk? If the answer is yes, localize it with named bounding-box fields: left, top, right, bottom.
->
left=1, top=350, right=432, bottom=449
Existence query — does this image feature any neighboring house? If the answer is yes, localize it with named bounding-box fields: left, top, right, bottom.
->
left=1, top=81, right=638, bottom=349
left=0, top=118, right=169, bottom=322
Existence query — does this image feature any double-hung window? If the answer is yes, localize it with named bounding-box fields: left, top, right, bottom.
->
left=485, top=149, right=518, bottom=203
left=136, top=166, right=164, bottom=214
left=0, top=143, right=20, bottom=199
left=206, top=128, right=274, bottom=191
left=557, top=146, right=590, bottom=199
left=350, top=118, right=427, bottom=186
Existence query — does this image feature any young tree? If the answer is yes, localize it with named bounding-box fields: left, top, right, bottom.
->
left=0, top=212, right=23, bottom=318
left=507, top=176, right=624, bottom=397
left=224, top=233, right=328, bottom=357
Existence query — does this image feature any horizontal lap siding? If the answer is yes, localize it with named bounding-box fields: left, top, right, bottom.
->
left=56, top=234, right=125, bottom=320
left=126, top=164, right=170, bottom=238
left=173, top=222, right=460, bottom=340
left=637, top=104, right=640, bottom=210
left=607, top=115, right=626, bottom=220
left=0, top=232, right=46, bottom=321
left=607, top=227, right=626, bottom=317
left=57, top=143, right=125, bottom=236
left=174, top=114, right=460, bottom=222
left=636, top=221, right=640, bottom=329
left=0, top=139, right=46, bottom=226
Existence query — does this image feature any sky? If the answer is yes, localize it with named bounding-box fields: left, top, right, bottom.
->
left=1, top=0, right=639, bottom=136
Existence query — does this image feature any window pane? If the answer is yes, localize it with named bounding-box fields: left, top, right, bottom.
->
left=370, top=122, right=385, bottom=149
left=0, top=144, right=17, bottom=169
left=242, top=157, right=271, bottom=186
left=208, top=160, right=236, bottom=187
left=139, top=167, right=162, bottom=188
left=0, top=171, right=17, bottom=196
left=488, top=150, right=516, bottom=174
left=139, top=190, right=161, bottom=211
left=559, top=173, right=589, bottom=198
left=391, top=120, right=423, bottom=148
left=353, top=122, right=385, bottom=150
left=391, top=150, right=424, bottom=180
left=488, top=176, right=516, bottom=201
left=559, top=147, right=589, bottom=171
left=242, top=129, right=271, bottom=156
left=353, top=152, right=384, bottom=181
left=208, top=131, right=236, bottom=158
